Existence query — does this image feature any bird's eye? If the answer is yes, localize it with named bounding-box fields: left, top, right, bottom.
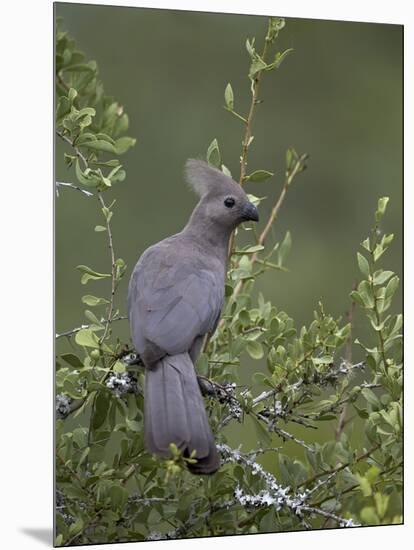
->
left=224, top=197, right=235, bottom=208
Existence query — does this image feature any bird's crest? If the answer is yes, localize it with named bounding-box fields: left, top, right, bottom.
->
left=184, top=159, right=236, bottom=198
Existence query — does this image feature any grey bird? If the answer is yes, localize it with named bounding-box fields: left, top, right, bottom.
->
left=127, top=159, right=259, bottom=474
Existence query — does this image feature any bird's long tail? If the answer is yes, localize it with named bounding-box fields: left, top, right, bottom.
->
left=144, top=352, right=220, bottom=474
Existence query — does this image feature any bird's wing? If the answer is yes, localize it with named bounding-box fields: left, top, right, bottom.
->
left=128, top=243, right=223, bottom=359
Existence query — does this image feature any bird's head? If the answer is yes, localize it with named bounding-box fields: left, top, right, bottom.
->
left=185, top=159, right=259, bottom=230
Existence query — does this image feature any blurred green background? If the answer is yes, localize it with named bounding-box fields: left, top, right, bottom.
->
left=55, top=4, right=402, bottom=459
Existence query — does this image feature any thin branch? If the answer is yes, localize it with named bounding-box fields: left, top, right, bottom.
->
left=55, top=129, right=120, bottom=345
left=56, top=315, right=128, bottom=339
left=56, top=181, right=94, bottom=197
left=310, top=460, right=402, bottom=509
left=300, top=505, right=356, bottom=527
left=57, top=72, right=70, bottom=92
left=227, top=20, right=273, bottom=256
left=218, top=444, right=358, bottom=528
left=299, top=444, right=381, bottom=489
left=97, top=193, right=117, bottom=344
left=238, top=45, right=270, bottom=185
left=261, top=418, right=315, bottom=453
left=368, top=235, right=389, bottom=373
left=229, top=156, right=306, bottom=306
left=56, top=130, right=89, bottom=168
left=336, top=288, right=356, bottom=441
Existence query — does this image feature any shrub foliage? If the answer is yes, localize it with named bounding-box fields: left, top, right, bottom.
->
left=55, top=16, right=402, bottom=546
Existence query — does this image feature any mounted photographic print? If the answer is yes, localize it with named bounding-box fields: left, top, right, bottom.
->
left=54, top=2, right=403, bottom=546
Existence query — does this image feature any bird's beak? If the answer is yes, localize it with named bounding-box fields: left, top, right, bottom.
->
left=242, top=202, right=259, bottom=222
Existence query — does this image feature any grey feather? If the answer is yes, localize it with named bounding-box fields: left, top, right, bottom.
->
left=185, top=158, right=240, bottom=198
left=128, top=158, right=259, bottom=475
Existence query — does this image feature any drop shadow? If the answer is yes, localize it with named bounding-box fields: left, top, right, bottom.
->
left=20, top=527, right=53, bottom=546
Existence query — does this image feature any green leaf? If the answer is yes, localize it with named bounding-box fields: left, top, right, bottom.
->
left=94, top=225, right=107, bottom=232
left=239, top=309, right=250, bottom=326
left=113, top=360, right=126, bottom=373
left=252, top=372, right=272, bottom=386
left=246, top=38, right=256, bottom=58
left=65, top=63, right=95, bottom=73
left=92, top=391, right=110, bottom=430
left=224, top=83, right=234, bottom=110
left=78, top=107, right=96, bottom=117
left=75, top=328, right=100, bottom=349
left=234, top=245, right=264, bottom=255
left=94, top=132, right=116, bottom=144
left=350, top=290, right=365, bottom=307
left=361, top=387, right=380, bottom=409
left=286, top=147, right=295, bottom=171
left=375, top=196, right=389, bottom=222
left=81, top=139, right=117, bottom=154
left=357, top=252, right=370, bottom=278
left=246, top=193, right=266, bottom=206
left=63, top=379, right=86, bottom=400
left=75, top=159, right=94, bottom=187
left=373, top=234, right=394, bottom=262
left=357, top=280, right=374, bottom=308
left=68, top=87, right=77, bottom=103
left=126, top=418, right=141, bottom=432
left=77, top=446, right=90, bottom=468
left=82, top=295, right=109, bottom=307
left=91, top=159, right=120, bottom=168
left=374, top=492, right=390, bottom=519
left=196, top=353, right=209, bottom=376
left=68, top=518, right=84, bottom=537
left=114, top=136, right=136, bottom=154
left=373, top=270, right=394, bottom=285
left=61, top=353, right=84, bottom=369
left=246, top=340, right=264, bottom=360
left=360, top=506, right=380, bottom=525
left=267, top=17, right=286, bottom=42
left=361, top=237, right=371, bottom=251
left=113, top=113, right=129, bottom=137
left=56, top=96, right=71, bottom=121
left=267, top=48, right=293, bottom=70
left=277, top=231, right=292, bottom=266
left=221, top=164, right=232, bottom=177
left=76, top=264, right=111, bottom=284
left=384, top=275, right=399, bottom=301
left=72, top=427, right=88, bottom=448
left=108, top=164, right=125, bottom=183
left=357, top=475, right=372, bottom=497
left=206, top=138, right=221, bottom=167
left=251, top=414, right=271, bottom=446
left=245, top=170, right=274, bottom=182
left=84, top=309, right=103, bottom=325
left=250, top=59, right=267, bottom=79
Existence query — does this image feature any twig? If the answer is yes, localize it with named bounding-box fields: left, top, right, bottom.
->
left=300, top=505, right=356, bottom=527
left=229, top=156, right=305, bottom=305
left=218, top=443, right=357, bottom=528
left=55, top=129, right=119, bottom=346
left=56, top=315, right=128, bottom=339
left=299, top=444, right=381, bottom=489
left=238, top=41, right=270, bottom=184
left=227, top=19, right=273, bottom=255
left=56, top=181, right=94, bottom=197
left=336, top=289, right=356, bottom=441
left=97, top=193, right=116, bottom=344
left=57, top=72, right=70, bottom=91
left=266, top=421, right=315, bottom=453
left=310, top=460, right=402, bottom=509
left=368, top=236, right=389, bottom=373
left=56, top=130, right=88, bottom=168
